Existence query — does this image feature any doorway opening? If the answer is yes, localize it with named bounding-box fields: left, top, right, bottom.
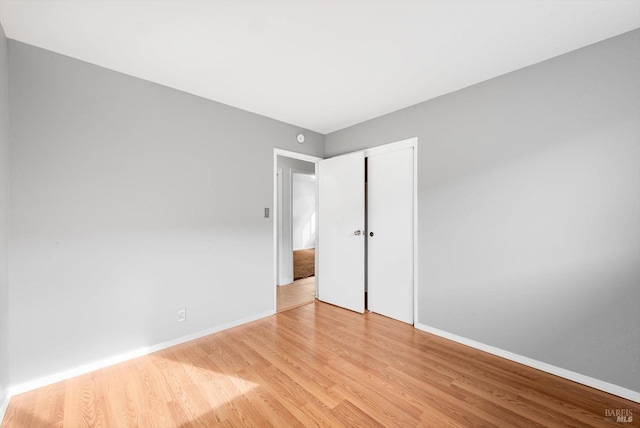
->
left=273, top=149, right=321, bottom=313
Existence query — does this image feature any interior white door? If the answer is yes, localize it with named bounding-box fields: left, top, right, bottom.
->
left=368, top=147, right=414, bottom=324
left=317, top=152, right=365, bottom=313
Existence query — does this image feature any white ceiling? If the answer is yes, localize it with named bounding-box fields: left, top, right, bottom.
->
left=0, top=1, right=638, bottom=134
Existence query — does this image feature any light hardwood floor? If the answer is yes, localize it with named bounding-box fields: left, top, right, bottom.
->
left=276, top=276, right=315, bottom=312
left=2, top=302, right=638, bottom=427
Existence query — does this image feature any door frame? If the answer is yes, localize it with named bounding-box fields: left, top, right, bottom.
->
left=273, top=149, right=322, bottom=312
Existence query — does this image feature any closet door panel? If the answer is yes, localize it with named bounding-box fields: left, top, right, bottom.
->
left=368, top=147, right=414, bottom=324
left=317, top=152, right=365, bottom=313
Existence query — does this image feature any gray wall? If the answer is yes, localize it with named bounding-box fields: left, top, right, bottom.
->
left=0, top=19, right=9, bottom=406
left=325, top=29, right=640, bottom=392
left=7, top=41, right=323, bottom=387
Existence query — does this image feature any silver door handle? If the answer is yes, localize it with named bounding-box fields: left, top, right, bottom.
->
left=354, top=230, right=362, bottom=236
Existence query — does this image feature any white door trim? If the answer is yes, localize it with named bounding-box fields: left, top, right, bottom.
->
left=363, top=137, right=417, bottom=157
left=273, top=149, right=322, bottom=312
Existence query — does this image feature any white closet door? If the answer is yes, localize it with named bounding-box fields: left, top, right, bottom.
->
left=317, top=152, right=365, bottom=313
left=368, top=147, right=414, bottom=324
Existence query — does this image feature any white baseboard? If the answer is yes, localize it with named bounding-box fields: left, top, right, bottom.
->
left=0, top=394, right=9, bottom=425
left=7, top=310, right=274, bottom=397
left=415, top=323, right=640, bottom=404
left=278, top=275, right=293, bottom=286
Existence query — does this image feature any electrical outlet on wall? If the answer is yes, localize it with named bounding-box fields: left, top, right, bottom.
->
left=177, top=309, right=186, bottom=322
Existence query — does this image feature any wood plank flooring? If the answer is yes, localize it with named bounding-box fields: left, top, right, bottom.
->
left=2, top=301, right=638, bottom=427
left=276, top=276, right=315, bottom=312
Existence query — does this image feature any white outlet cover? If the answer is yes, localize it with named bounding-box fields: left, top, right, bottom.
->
left=177, top=309, right=186, bottom=322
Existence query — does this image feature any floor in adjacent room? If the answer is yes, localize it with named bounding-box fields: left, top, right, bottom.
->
left=276, top=276, right=315, bottom=312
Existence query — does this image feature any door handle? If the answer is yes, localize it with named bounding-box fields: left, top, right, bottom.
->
left=369, top=232, right=374, bottom=237
left=354, top=230, right=362, bottom=236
